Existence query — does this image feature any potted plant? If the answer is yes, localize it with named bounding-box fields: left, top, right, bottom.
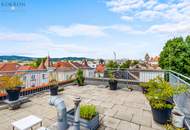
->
left=144, top=77, right=188, bottom=124
left=49, top=79, right=58, bottom=96
left=49, top=71, right=59, bottom=96
left=0, top=75, right=23, bottom=101
left=76, top=69, right=85, bottom=86
left=108, top=71, right=118, bottom=90
left=140, top=82, right=149, bottom=94
left=67, top=104, right=99, bottom=130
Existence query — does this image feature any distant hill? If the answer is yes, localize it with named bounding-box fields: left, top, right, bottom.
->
left=0, top=55, right=93, bottom=62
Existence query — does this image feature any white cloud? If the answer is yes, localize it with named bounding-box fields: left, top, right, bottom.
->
left=106, top=0, right=144, bottom=13
left=154, top=4, right=168, bottom=11
left=105, top=0, right=190, bottom=23
left=106, top=24, right=143, bottom=34
left=0, top=33, right=49, bottom=42
left=121, top=15, right=133, bottom=21
left=135, top=10, right=163, bottom=20
left=47, top=24, right=107, bottom=37
left=148, top=22, right=190, bottom=33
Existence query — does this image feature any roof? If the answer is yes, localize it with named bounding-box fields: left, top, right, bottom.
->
left=96, top=64, right=105, bottom=73
left=38, top=60, right=46, bottom=70
left=44, top=55, right=53, bottom=68
left=53, top=61, right=76, bottom=71
left=0, top=63, right=20, bottom=72
left=18, top=65, right=35, bottom=71
left=70, top=60, right=90, bottom=69
left=150, top=56, right=160, bottom=62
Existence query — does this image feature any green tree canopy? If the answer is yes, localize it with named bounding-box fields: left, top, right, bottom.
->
left=120, top=60, right=131, bottom=69
left=159, top=36, right=190, bottom=76
left=26, top=57, right=47, bottom=67
left=106, top=60, right=119, bottom=69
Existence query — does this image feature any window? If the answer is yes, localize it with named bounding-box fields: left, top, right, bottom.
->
left=42, top=74, right=46, bottom=79
left=31, top=75, right=36, bottom=81
left=23, top=76, right=26, bottom=81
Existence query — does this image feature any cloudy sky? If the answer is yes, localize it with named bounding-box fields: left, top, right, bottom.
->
left=0, top=0, right=190, bottom=59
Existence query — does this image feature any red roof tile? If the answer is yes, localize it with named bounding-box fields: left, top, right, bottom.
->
left=0, top=63, right=20, bottom=72
left=53, top=61, right=75, bottom=71
left=18, top=65, right=35, bottom=71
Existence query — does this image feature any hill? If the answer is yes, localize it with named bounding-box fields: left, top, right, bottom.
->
left=0, top=55, right=93, bottom=62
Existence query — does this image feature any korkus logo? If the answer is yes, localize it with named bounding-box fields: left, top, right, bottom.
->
left=0, top=0, right=26, bottom=11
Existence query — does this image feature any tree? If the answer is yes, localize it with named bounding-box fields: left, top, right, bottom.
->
left=120, top=60, right=132, bottom=69
left=159, top=36, right=190, bottom=77
left=120, top=60, right=139, bottom=69
left=27, top=57, right=47, bottom=67
left=131, top=60, right=139, bottom=66
left=106, top=60, right=119, bottom=69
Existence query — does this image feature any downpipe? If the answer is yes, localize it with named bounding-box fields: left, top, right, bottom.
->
left=49, top=96, right=68, bottom=130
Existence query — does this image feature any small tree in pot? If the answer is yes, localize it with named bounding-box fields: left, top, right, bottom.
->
left=108, top=71, right=118, bottom=90
left=143, top=77, right=188, bottom=124
left=76, top=69, right=85, bottom=86
left=0, top=75, right=23, bottom=101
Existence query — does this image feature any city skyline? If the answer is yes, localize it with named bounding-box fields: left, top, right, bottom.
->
left=0, top=0, right=190, bottom=59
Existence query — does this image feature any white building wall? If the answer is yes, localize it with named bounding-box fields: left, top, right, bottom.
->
left=21, top=71, right=48, bottom=88
left=57, top=70, right=76, bottom=81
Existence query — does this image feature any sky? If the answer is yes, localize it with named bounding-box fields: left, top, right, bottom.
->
left=0, top=0, right=190, bottom=59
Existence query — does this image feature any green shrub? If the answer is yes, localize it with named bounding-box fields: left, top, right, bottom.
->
left=80, top=104, right=97, bottom=120
left=108, top=70, right=115, bottom=81
left=143, top=76, right=188, bottom=109
left=76, top=69, right=85, bottom=86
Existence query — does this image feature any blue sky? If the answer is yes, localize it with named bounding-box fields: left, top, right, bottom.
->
left=0, top=0, right=190, bottom=59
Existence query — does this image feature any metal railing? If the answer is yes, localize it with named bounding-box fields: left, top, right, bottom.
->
left=168, top=70, right=190, bottom=118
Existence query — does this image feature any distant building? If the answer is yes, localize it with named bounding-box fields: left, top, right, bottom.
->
left=70, top=59, right=95, bottom=78
left=95, top=61, right=105, bottom=78
left=0, top=62, right=20, bottom=76
left=53, top=61, right=76, bottom=81
left=130, top=56, right=161, bottom=70
left=17, top=65, right=48, bottom=88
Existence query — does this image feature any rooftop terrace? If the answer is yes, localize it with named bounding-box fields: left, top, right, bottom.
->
left=0, top=84, right=164, bottom=130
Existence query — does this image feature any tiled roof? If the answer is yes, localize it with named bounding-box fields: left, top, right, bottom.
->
left=150, top=56, right=160, bottom=62
left=0, top=63, right=20, bottom=72
left=53, top=61, right=76, bottom=71
left=96, top=64, right=105, bottom=73
left=70, top=60, right=90, bottom=69
left=18, top=65, right=35, bottom=71
left=70, top=62, right=82, bottom=68
left=38, top=60, right=46, bottom=70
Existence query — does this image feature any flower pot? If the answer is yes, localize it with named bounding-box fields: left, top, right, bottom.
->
left=172, top=107, right=185, bottom=128
left=67, top=108, right=99, bottom=130
left=142, top=87, right=148, bottom=94
left=50, top=85, right=58, bottom=96
left=151, top=107, right=172, bottom=124
left=77, top=78, right=85, bottom=86
left=6, top=87, right=21, bottom=101
left=109, top=80, right=118, bottom=90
